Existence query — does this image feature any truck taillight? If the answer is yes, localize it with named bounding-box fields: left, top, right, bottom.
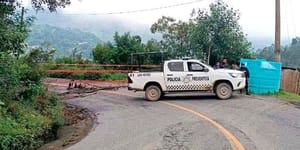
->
left=128, top=76, right=133, bottom=83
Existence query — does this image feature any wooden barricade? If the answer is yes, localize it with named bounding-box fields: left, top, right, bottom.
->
left=281, top=69, right=300, bottom=94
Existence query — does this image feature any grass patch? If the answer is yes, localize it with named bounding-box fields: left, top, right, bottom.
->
left=270, top=90, right=300, bottom=102
left=101, top=73, right=127, bottom=80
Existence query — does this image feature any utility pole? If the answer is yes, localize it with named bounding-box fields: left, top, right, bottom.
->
left=275, top=0, right=281, bottom=62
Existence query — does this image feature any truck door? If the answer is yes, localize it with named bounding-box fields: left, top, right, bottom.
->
left=185, top=61, right=212, bottom=91
left=164, top=61, right=187, bottom=91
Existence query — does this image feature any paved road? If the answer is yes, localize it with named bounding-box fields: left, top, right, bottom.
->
left=66, top=88, right=300, bottom=150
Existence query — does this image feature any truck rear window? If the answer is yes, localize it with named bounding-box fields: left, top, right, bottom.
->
left=168, top=62, right=184, bottom=72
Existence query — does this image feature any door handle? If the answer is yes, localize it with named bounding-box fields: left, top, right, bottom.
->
left=167, top=74, right=173, bottom=76
left=187, top=74, right=193, bottom=76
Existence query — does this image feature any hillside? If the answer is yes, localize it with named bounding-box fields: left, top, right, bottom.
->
left=30, top=11, right=158, bottom=43
left=26, top=11, right=292, bottom=57
left=27, top=24, right=101, bottom=58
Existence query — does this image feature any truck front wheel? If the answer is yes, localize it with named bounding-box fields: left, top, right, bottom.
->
left=145, top=85, right=161, bottom=101
left=215, top=82, right=232, bottom=100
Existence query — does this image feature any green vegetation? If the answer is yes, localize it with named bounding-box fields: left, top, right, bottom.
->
left=151, top=0, right=252, bottom=65
left=1, top=1, right=69, bottom=149
left=0, top=0, right=275, bottom=148
left=27, top=0, right=253, bottom=67
left=27, top=24, right=101, bottom=58
left=31, top=11, right=158, bottom=43
left=92, top=1, right=252, bottom=66
left=256, top=37, right=300, bottom=68
left=43, top=49, right=128, bottom=80
left=92, top=32, right=161, bottom=65
left=270, top=90, right=300, bottom=102
left=0, top=47, right=64, bottom=150
left=0, top=93, right=64, bottom=150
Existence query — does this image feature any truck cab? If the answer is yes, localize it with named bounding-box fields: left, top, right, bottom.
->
left=128, top=59, right=246, bottom=101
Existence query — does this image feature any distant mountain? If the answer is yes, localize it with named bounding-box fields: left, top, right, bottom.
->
left=29, top=11, right=159, bottom=43
left=26, top=11, right=292, bottom=57
left=27, top=24, right=101, bottom=58
left=247, top=36, right=290, bottom=50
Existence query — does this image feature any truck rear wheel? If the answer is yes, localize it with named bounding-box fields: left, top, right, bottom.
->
left=216, top=82, right=232, bottom=100
left=145, top=85, right=161, bottom=101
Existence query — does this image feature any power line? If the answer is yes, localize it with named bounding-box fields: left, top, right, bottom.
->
left=63, top=0, right=205, bottom=15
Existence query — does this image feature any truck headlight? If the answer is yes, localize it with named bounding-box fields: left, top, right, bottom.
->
left=229, top=73, right=243, bottom=78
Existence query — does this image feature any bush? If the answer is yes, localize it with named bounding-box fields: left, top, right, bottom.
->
left=0, top=51, right=64, bottom=150
left=0, top=93, right=64, bottom=150
left=0, top=53, right=45, bottom=101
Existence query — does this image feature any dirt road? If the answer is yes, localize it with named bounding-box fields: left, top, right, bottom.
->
left=66, top=88, right=300, bottom=150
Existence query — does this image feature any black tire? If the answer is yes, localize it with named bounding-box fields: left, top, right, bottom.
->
left=215, top=82, right=232, bottom=100
left=160, top=92, right=165, bottom=98
left=145, top=85, right=161, bottom=101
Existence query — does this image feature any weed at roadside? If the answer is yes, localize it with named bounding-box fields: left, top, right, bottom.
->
left=269, top=90, right=300, bottom=102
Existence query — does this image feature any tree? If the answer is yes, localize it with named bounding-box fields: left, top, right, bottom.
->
left=0, top=3, right=34, bottom=57
left=281, top=37, right=300, bottom=68
left=92, top=43, right=115, bottom=64
left=151, top=16, right=194, bottom=58
left=191, top=0, right=252, bottom=65
left=113, top=32, right=144, bottom=64
left=256, top=45, right=275, bottom=61
left=0, top=0, right=71, bottom=57
left=25, top=42, right=56, bottom=64
left=256, top=37, right=300, bottom=68
left=145, top=39, right=161, bottom=52
left=0, top=1, right=70, bottom=149
left=31, top=0, right=71, bottom=12
left=92, top=32, right=149, bottom=64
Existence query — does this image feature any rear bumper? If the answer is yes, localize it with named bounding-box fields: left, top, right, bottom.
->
left=128, top=86, right=143, bottom=91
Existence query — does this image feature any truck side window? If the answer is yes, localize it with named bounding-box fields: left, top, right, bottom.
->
left=168, top=62, right=184, bottom=72
left=188, top=62, right=204, bottom=72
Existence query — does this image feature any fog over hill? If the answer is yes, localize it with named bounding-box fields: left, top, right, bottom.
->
left=27, top=11, right=292, bottom=57
left=30, top=11, right=158, bottom=42
left=27, top=24, right=101, bottom=58
left=247, top=36, right=290, bottom=50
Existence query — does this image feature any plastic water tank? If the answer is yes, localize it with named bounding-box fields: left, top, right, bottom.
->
left=240, top=58, right=282, bottom=94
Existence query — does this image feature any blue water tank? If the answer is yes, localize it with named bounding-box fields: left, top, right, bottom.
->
left=240, top=58, right=282, bottom=94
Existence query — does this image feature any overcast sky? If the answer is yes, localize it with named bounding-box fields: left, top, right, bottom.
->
left=25, top=0, right=300, bottom=39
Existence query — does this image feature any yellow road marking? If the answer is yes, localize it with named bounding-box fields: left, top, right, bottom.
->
left=160, top=101, right=245, bottom=150
left=102, top=90, right=245, bottom=150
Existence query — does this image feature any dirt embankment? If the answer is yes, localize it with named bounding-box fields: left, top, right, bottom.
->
left=39, top=85, right=102, bottom=150
left=39, top=78, right=125, bottom=150
left=38, top=104, right=94, bottom=150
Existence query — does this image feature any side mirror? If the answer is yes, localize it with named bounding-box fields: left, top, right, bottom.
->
left=203, top=68, right=209, bottom=72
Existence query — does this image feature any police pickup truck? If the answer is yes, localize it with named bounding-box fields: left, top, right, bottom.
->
left=128, top=59, right=246, bottom=101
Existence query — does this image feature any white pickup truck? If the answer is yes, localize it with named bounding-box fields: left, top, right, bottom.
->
left=128, top=59, right=246, bottom=101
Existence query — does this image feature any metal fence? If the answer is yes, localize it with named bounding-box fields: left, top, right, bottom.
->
left=281, top=68, right=300, bottom=94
